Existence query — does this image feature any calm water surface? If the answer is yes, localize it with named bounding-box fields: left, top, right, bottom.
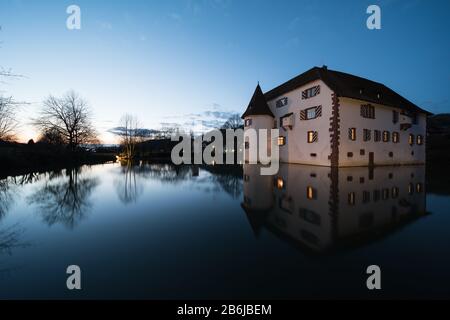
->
left=0, top=162, right=449, bottom=299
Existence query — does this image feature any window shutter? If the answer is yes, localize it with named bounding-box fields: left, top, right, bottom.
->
left=313, top=131, right=318, bottom=142
left=316, top=105, right=322, bottom=117
left=300, top=110, right=307, bottom=120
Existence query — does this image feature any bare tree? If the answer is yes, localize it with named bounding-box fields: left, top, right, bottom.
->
left=33, top=91, right=98, bottom=151
left=118, top=114, right=140, bottom=159
left=221, top=114, right=244, bottom=130
left=0, top=96, right=18, bottom=141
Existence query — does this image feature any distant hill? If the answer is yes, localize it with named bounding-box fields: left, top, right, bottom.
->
left=428, top=113, right=450, bottom=134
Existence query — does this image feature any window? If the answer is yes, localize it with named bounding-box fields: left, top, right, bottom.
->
left=276, top=97, right=288, bottom=108
left=307, top=108, right=316, bottom=119
left=363, top=129, right=371, bottom=142
left=374, top=130, right=381, bottom=142
left=306, top=186, right=317, bottom=200
left=392, top=132, right=400, bottom=143
left=276, top=177, right=285, bottom=190
left=347, top=152, right=353, bottom=158
left=416, top=183, right=423, bottom=193
left=281, top=113, right=294, bottom=128
left=393, top=110, right=399, bottom=124
left=245, top=141, right=250, bottom=149
left=363, top=191, right=371, bottom=203
left=348, top=192, right=356, bottom=205
left=244, top=119, right=252, bottom=127
left=383, top=131, right=390, bottom=142
left=299, top=209, right=321, bottom=226
left=361, top=104, right=375, bottom=119
left=349, top=128, right=356, bottom=141
left=278, top=136, right=286, bottom=146
left=373, top=190, right=380, bottom=202
left=409, top=134, right=415, bottom=146
left=300, top=106, right=322, bottom=120
left=360, top=149, right=365, bottom=156
left=273, top=119, right=277, bottom=129
left=417, top=135, right=424, bottom=145
left=302, top=85, right=320, bottom=99
left=392, top=187, right=399, bottom=199
left=408, top=183, right=414, bottom=195
left=307, top=131, right=318, bottom=143
left=412, top=113, right=418, bottom=125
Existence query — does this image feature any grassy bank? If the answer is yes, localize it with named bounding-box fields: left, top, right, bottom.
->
left=0, top=143, right=116, bottom=178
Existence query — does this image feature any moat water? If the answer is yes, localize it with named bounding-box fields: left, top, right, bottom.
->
left=0, top=162, right=449, bottom=299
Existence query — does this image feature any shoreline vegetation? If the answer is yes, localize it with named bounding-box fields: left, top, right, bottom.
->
left=0, top=141, right=116, bottom=179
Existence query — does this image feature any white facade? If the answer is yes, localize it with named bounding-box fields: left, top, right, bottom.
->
left=244, top=76, right=427, bottom=167
left=339, top=97, right=426, bottom=166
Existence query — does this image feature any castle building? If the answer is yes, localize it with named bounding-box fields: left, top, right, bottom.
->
left=242, top=66, right=431, bottom=167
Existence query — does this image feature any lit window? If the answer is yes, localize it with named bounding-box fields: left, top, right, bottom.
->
left=392, top=187, right=399, bottom=198
left=348, top=192, right=356, bottom=205
left=278, top=136, right=286, bottom=146
left=276, top=177, right=284, bottom=190
left=417, top=135, right=423, bottom=145
left=307, top=131, right=318, bottom=143
left=245, top=119, right=252, bottom=127
left=383, top=131, right=390, bottom=142
left=349, top=128, right=356, bottom=141
left=408, top=183, right=414, bottom=195
left=416, top=183, right=423, bottom=193
left=306, top=186, right=317, bottom=200
left=409, top=134, right=415, bottom=146
left=392, top=132, right=400, bottom=143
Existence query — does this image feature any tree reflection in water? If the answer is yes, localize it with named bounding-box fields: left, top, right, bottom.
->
left=114, top=161, right=196, bottom=204
left=204, top=165, right=243, bottom=199
left=28, top=167, right=99, bottom=229
left=114, top=162, right=144, bottom=204
left=0, top=178, right=14, bottom=220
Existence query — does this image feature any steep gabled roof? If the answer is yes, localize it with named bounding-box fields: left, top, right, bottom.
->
left=241, top=84, right=274, bottom=119
left=264, top=66, right=432, bottom=115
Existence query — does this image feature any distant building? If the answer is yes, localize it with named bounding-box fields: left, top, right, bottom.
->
left=242, top=66, right=431, bottom=167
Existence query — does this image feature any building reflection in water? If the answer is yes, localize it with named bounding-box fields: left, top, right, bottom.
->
left=242, top=164, right=427, bottom=253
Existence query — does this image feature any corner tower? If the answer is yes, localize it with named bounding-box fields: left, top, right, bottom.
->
left=241, top=84, right=275, bottom=162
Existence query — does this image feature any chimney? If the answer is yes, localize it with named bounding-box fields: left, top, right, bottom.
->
left=322, top=65, right=328, bottom=70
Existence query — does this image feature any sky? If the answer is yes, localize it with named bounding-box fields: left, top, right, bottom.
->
left=0, top=0, right=449, bottom=143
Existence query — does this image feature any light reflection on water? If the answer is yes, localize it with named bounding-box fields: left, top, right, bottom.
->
left=0, top=162, right=449, bottom=299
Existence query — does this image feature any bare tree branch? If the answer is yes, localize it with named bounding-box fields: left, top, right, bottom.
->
left=33, top=91, right=99, bottom=150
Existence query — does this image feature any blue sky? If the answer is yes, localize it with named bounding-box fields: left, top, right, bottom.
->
left=0, top=0, right=449, bottom=143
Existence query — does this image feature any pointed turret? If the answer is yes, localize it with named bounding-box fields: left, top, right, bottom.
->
left=241, top=84, right=274, bottom=119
